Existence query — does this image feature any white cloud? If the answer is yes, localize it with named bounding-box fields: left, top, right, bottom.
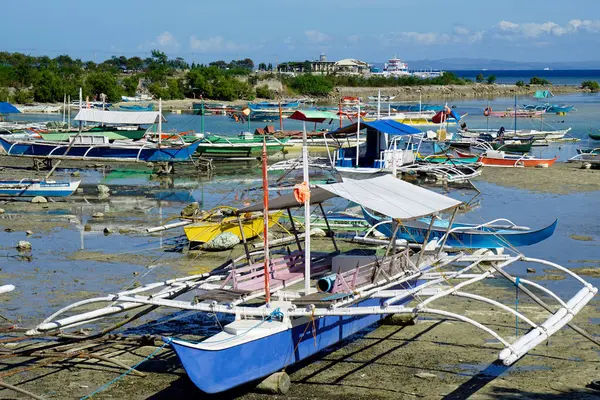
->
left=453, top=26, right=471, bottom=36
left=305, top=30, right=331, bottom=44
left=189, top=36, right=248, bottom=53
left=347, top=34, right=361, bottom=43
left=138, top=31, right=180, bottom=51
left=495, top=19, right=600, bottom=39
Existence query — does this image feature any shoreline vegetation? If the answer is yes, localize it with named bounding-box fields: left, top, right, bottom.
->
left=0, top=50, right=595, bottom=108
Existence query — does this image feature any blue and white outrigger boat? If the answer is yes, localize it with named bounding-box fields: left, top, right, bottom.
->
left=0, top=179, right=80, bottom=197
left=362, top=207, right=558, bottom=249
left=25, top=112, right=598, bottom=395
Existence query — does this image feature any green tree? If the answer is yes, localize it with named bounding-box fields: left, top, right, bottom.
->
left=126, top=56, right=144, bottom=72
left=145, top=50, right=170, bottom=84
left=122, top=75, right=140, bottom=96
left=582, top=80, right=600, bottom=92
left=486, top=75, right=497, bottom=84
left=288, top=74, right=333, bottom=96
left=475, top=73, right=484, bottom=83
left=12, top=88, right=34, bottom=104
left=530, top=76, right=550, bottom=85
left=515, top=80, right=525, bottom=87
left=34, top=70, right=64, bottom=102
left=256, top=85, right=273, bottom=99
left=85, top=71, right=122, bottom=102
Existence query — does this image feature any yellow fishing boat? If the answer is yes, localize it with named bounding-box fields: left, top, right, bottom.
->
left=184, top=208, right=284, bottom=244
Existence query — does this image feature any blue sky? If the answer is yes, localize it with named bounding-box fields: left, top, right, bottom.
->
left=2, top=0, right=600, bottom=64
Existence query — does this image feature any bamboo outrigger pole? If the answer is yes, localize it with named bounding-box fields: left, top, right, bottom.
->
left=262, top=139, right=271, bottom=303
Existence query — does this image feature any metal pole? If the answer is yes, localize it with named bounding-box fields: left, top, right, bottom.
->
left=437, top=207, right=458, bottom=257
left=302, top=120, right=311, bottom=295
left=200, top=96, right=205, bottom=135
left=318, top=203, right=338, bottom=252
left=279, top=101, right=283, bottom=131
left=237, top=215, right=252, bottom=262
left=416, top=215, right=437, bottom=266
left=262, top=139, right=271, bottom=303
left=355, top=101, right=361, bottom=167
left=287, top=208, right=302, bottom=250
left=158, top=98, right=162, bottom=146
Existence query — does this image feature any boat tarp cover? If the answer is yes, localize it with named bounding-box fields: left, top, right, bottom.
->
left=74, top=109, right=165, bottom=124
left=238, top=175, right=462, bottom=220
left=534, top=90, right=553, bottom=99
left=329, top=120, right=421, bottom=136
left=0, top=102, right=20, bottom=114
left=288, top=110, right=340, bottom=122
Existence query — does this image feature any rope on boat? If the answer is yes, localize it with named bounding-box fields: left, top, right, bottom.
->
left=79, top=338, right=172, bottom=400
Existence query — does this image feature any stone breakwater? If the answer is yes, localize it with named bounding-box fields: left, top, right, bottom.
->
left=329, top=83, right=584, bottom=101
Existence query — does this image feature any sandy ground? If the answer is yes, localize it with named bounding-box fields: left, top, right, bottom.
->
left=475, top=162, right=600, bottom=194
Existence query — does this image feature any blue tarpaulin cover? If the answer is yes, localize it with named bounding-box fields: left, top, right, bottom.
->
left=330, top=119, right=421, bottom=136
left=534, top=90, right=553, bottom=99
left=0, top=102, right=20, bottom=114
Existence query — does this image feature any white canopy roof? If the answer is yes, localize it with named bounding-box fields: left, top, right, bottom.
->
left=74, top=109, right=165, bottom=125
left=238, top=175, right=462, bottom=220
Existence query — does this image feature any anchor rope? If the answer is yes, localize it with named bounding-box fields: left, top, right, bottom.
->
left=80, top=338, right=172, bottom=400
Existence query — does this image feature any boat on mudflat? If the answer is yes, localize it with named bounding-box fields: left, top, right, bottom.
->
left=0, top=179, right=80, bottom=197
left=362, top=207, right=557, bottom=249
left=0, top=136, right=200, bottom=163
left=194, top=134, right=291, bottom=159
left=457, top=149, right=557, bottom=168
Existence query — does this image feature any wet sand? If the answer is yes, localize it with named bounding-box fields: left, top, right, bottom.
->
left=475, top=162, right=600, bottom=194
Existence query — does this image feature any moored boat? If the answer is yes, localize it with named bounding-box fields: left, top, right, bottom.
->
left=184, top=209, right=284, bottom=244
left=362, top=207, right=557, bottom=249
left=468, top=150, right=558, bottom=167
left=195, top=134, right=291, bottom=159
left=0, top=179, right=80, bottom=197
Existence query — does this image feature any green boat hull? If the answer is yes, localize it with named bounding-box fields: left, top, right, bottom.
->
left=195, top=136, right=290, bottom=159
left=589, top=132, right=600, bottom=141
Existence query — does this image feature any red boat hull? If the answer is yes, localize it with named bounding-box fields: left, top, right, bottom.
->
left=479, top=155, right=558, bottom=167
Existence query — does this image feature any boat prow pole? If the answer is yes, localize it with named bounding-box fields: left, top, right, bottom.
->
left=262, top=138, right=271, bottom=303
left=302, top=120, right=311, bottom=295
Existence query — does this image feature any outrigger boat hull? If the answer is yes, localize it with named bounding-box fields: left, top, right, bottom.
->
left=0, top=137, right=201, bottom=162
left=0, top=180, right=80, bottom=197
left=363, top=208, right=558, bottom=249
left=167, top=295, right=414, bottom=394
left=184, top=211, right=283, bottom=244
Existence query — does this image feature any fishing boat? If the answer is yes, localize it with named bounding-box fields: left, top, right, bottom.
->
left=248, top=101, right=300, bottom=110
left=118, top=103, right=154, bottom=111
left=195, top=134, right=291, bottom=159
left=486, top=108, right=545, bottom=118
left=183, top=208, right=284, bottom=244
left=459, top=127, right=570, bottom=142
left=0, top=179, right=80, bottom=197
left=362, top=207, right=557, bottom=249
left=589, top=130, right=600, bottom=141
left=121, top=94, right=153, bottom=102
left=576, top=147, right=600, bottom=155
left=332, top=119, right=422, bottom=177
left=417, top=153, right=479, bottom=165
left=0, top=136, right=200, bottom=163
left=367, top=95, right=396, bottom=102
left=38, top=126, right=148, bottom=141
left=458, top=149, right=558, bottom=167
left=291, top=211, right=371, bottom=232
